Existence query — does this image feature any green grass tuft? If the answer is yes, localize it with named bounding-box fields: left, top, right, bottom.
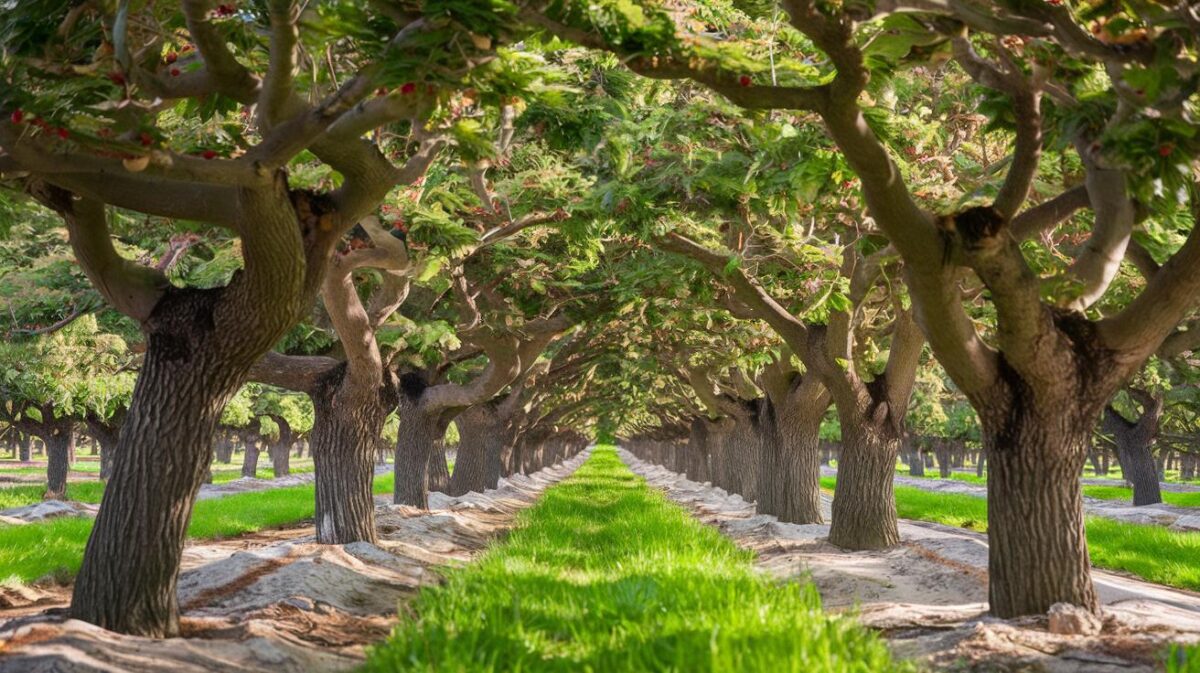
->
left=365, top=448, right=909, bottom=673
left=0, top=473, right=395, bottom=584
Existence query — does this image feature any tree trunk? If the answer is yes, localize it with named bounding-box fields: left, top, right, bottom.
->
left=268, top=443, right=290, bottom=478
left=310, top=367, right=393, bottom=545
left=685, top=418, right=712, bottom=483
left=17, top=433, right=31, bottom=462
left=44, top=429, right=71, bottom=500
left=427, top=440, right=450, bottom=493
left=394, top=405, right=441, bottom=508
left=763, top=396, right=824, bottom=524
left=725, top=415, right=760, bottom=502
left=1104, top=404, right=1163, bottom=506
left=214, top=435, right=233, bottom=464
left=976, top=451, right=986, bottom=477
left=70, top=284, right=295, bottom=638
left=241, top=437, right=260, bottom=478
left=1116, top=442, right=1162, bottom=506
left=828, top=422, right=900, bottom=551
left=448, top=406, right=503, bottom=495
left=907, top=441, right=925, bottom=477
left=985, top=413, right=1098, bottom=618
left=1182, top=453, right=1196, bottom=481
left=935, top=440, right=952, bottom=478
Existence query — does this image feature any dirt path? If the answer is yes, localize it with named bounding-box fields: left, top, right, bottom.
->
left=822, top=466, right=1200, bottom=532
left=0, top=451, right=588, bottom=672
left=624, top=450, right=1200, bottom=673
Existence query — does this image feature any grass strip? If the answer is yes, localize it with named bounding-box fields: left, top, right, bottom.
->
left=365, top=447, right=909, bottom=673
left=0, top=474, right=394, bottom=584
left=820, top=476, right=1200, bottom=591
left=0, top=466, right=320, bottom=510
left=894, top=466, right=1200, bottom=507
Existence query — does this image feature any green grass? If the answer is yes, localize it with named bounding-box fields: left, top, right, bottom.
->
left=365, top=448, right=909, bottom=673
left=822, top=476, right=1200, bottom=591
left=0, top=482, right=107, bottom=509
left=0, top=464, right=324, bottom=510
left=0, top=473, right=395, bottom=584
left=1082, top=485, right=1200, bottom=508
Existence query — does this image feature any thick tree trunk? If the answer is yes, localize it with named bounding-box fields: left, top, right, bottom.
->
left=686, top=418, right=712, bottom=483
left=310, top=367, right=393, bottom=545
left=763, top=397, right=824, bottom=524
left=268, top=443, right=291, bottom=478
left=828, top=422, right=900, bottom=551
left=448, top=406, right=503, bottom=495
left=70, top=284, right=295, bottom=637
left=394, top=407, right=440, bottom=508
left=241, top=438, right=261, bottom=478
left=976, top=451, right=986, bottom=477
left=214, top=435, right=234, bottom=464
left=427, top=440, right=450, bottom=493
left=985, top=412, right=1098, bottom=617
left=44, top=429, right=71, bottom=500
left=1115, top=441, right=1162, bottom=506
left=1104, top=404, right=1163, bottom=506
left=1182, top=453, right=1196, bottom=481
left=725, top=415, right=760, bottom=502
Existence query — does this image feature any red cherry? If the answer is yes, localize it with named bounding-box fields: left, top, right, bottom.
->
left=738, top=74, right=752, bottom=87
left=182, top=44, right=194, bottom=53
left=108, top=72, right=125, bottom=85
left=56, top=127, right=69, bottom=139
left=166, top=52, right=178, bottom=64
left=10, top=109, right=22, bottom=124
left=201, top=149, right=217, bottom=160
left=1159, top=143, right=1175, bottom=157
left=139, top=132, right=153, bottom=146
left=170, top=68, right=181, bottom=77
left=400, top=82, right=416, bottom=95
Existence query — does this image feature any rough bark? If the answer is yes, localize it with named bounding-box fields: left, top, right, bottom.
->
left=760, top=379, right=828, bottom=524
left=394, top=404, right=442, bottom=507
left=71, top=279, right=302, bottom=637
left=828, top=421, right=901, bottom=550
left=17, top=433, right=31, bottom=462
left=985, top=407, right=1098, bottom=617
left=448, top=405, right=506, bottom=495
left=1103, top=392, right=1163, bottom=506
left=268, top=443, right=291, bottom=478
left=310, top=364, right=396, bottom=544
left=44, top=428, right=72, bottom=500
left=241, top=435, right=261, bottom=478
left=427, top=440, right=450, bottom=493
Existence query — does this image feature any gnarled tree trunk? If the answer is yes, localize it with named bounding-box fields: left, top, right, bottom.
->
left=828, top=421, right=900, bottom=550
left=310, top=365, right=395, bottom=544
left=71, top=276, right=303, bottom=637
left=1103, top=392, right=1163, bottom=506
left=984, top=407, right=1098, bottom=618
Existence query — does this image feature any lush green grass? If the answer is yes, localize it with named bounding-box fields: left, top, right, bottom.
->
left=1082, top=485, right=1200, bottom=508
left=366, top=448, right=909, bottom=673
left=0, top=473, right=395, bottom=584
left=0, top=482, right=106, bottom=509
left=822, top=476, right=1200, bottom=591
left=0, top=464, right=326, bottom=510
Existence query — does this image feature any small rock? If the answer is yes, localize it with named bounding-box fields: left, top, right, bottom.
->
left=1047, top=602, right=1103, bottom=636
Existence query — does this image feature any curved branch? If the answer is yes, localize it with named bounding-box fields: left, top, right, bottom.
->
left=37, top=188, right=168, bottom=323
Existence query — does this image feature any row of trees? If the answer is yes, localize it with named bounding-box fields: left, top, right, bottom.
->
left=2, top=0, right=1199, bottom=641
